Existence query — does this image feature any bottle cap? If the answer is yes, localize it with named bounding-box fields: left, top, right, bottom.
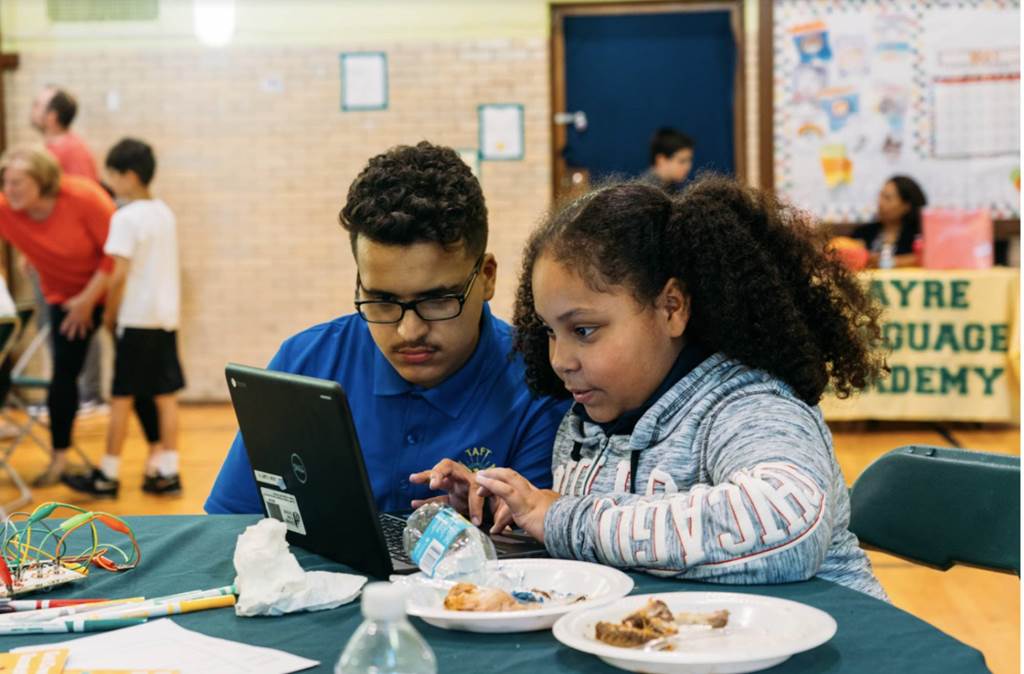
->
left=361, top=582, right=408, bottom=621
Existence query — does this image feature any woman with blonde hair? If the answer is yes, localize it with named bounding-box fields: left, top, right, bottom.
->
left=0, top=144, right=116, bottom=485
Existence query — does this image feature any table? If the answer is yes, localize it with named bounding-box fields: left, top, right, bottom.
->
left=3, top=515, right=990, bottom=673
left=820, top=267, right=1019, bottom=423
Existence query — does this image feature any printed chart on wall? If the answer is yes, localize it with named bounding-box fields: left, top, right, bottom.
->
left=773, top=0, right=1020, bottom=223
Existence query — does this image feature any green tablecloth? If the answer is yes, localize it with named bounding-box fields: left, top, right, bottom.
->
left=2, top=515, right=989, bottom=673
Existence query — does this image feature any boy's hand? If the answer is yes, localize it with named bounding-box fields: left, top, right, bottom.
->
left=409, top=459, right=488, bottom=526
left=475, top=468, right=559, bottom=542
left=60, top=294, right=95, bottom=340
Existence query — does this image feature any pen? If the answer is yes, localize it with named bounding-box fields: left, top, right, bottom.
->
left=0, top=617, right=144, bottom=635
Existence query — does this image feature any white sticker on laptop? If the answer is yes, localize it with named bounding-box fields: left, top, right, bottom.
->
left=261, top=488, right=307, bottom=536
left=254, top=470, right=287, bottom=489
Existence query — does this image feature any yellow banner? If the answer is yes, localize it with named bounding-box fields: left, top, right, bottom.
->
left=821, top=268, right=1020, bottom=422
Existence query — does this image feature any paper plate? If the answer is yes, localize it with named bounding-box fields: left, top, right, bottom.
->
left=404, top=558, right=633, bottom=633
left=552, top=591, right=837, bottom=674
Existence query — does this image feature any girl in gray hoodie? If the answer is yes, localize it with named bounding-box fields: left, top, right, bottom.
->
left=468, top=177, right=888, bottom=599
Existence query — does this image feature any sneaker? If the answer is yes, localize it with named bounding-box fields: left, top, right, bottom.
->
left=26, top=404, right=49, bottom=423
left=143, top=473, right=182, bottom=495
left=62, top=469, right=119, bottom=498
left=77, top=400, right=111, bottom=419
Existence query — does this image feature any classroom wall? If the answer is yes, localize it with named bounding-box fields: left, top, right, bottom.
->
left=1, top=0, right=763, bottom=400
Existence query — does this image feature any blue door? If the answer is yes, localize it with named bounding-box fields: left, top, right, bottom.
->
left=559, top=10, right=739, bottom=186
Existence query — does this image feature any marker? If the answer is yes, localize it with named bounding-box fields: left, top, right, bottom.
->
left=81, top=594, right=236, bottom=621
left=0, top=617, right=144, bottom=635
left=151, top=585, right=237, bottom=604
left=0, top=598, right=144, bottom=623
left=81, top=586, right=237, bottom=619
left=0, top=598, right=110, bottom=610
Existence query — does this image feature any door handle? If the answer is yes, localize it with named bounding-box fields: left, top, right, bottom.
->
left=553, top=111, right=588, bottom=132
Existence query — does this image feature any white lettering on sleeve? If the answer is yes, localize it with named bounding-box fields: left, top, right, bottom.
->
left=667, top=492, right=707, bottom=565
left=708, top=484, right=757, bottom=554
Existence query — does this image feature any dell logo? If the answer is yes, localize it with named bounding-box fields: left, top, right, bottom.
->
left=290, top=453, right=308, bottom=484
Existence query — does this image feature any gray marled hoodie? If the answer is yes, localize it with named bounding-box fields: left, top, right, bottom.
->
left=543, top=353, right=887, bottom=600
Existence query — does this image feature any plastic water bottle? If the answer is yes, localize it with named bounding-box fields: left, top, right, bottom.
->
left=879, top=242, right=896, bottom=269
left=403, top=503, right=496, bottom=582
left=335, top=582, right=437, bottom=674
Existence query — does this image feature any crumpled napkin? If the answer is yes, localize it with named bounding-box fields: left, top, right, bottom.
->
left=233, top=518, right=367, bottom=616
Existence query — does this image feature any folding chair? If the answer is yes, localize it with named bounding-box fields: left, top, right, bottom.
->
left=2, top=304, right=93, bottom=484
left=0, top=313, right=31, bottom=514
left=2, top=305, right=52, bottom=459
left=849, top=445, right=1020, bottom=574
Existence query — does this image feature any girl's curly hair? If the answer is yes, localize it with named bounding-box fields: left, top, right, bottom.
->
left=513, top=176, right=886, bottom=406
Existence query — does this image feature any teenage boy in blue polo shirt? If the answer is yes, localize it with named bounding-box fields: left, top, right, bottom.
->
left=205, top=141, right=569, bottom=517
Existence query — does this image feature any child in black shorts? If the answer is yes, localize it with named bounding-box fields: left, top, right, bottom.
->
left=63, top=139, right=184, bottom=498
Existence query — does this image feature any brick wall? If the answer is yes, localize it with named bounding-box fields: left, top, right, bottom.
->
left=3, top=39, right=551, bottom=399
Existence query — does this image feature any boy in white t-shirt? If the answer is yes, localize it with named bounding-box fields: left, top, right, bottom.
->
left=63, top=138, right=185, bottom=498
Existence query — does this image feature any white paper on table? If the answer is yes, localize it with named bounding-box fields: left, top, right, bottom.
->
left=480, top=104, right=524, bottom=160
left=342, top=52, right=387, bottom=110
left=13, top=619, right=318, bottom=674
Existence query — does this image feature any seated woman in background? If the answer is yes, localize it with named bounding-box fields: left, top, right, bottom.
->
left=853, top=175, right=927, bottom=268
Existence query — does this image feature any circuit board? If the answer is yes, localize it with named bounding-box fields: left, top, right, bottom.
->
left=0, top=561, right=84, bottom=597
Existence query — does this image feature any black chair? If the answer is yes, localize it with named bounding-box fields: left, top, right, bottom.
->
left=849, top=445, right=1020, bottom=574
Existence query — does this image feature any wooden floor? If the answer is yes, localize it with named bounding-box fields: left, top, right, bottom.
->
left=0, top=405, right=1018, bottom=673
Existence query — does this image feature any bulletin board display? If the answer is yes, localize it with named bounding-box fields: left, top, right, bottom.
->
left=773, top=0, right=1020, bottom=223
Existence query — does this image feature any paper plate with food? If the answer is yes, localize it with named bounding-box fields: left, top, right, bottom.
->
left=402, top=559, right=633, bottom=633
left=552, top=591, right=837, bottom=674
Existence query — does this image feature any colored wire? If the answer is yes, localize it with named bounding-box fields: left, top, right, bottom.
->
left=0, top=502, right=142, bottom=592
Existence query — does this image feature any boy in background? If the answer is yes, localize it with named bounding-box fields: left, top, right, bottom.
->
left=63, top=138, right=184, bottom=498
left=642, top=127, right=695, bottom=194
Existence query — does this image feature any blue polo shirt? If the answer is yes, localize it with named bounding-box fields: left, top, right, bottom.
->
left=204, top=304, right=569, bottom=514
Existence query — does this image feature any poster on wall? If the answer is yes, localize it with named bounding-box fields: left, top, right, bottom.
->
left=341, top=52, right=388, bottom=111
left=773, top=0, right=1020, bottom=223
left=479, top=104, right=525, bottom=161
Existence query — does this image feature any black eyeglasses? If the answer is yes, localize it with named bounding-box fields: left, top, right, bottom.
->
left=354, top=258, right=483, bottom=324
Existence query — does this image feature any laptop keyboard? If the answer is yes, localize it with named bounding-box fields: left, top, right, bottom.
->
left=379, top=513, right=413, bottom=565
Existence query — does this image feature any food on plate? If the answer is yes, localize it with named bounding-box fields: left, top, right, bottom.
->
left=444, top=582, right=524, bottom=612
left=442, top=583, right=588, bottom=612
left=676, top=609, right=730, bottom=628
left=595, top=599, right=678, bottom=647
left=594, top=599, right=730, bottom=648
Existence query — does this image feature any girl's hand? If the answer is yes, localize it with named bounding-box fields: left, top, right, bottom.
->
left=409, top=459, right=488, bottom=526
left=475, top=468, right=559, bottom=543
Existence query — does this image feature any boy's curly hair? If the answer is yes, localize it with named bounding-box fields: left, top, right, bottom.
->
left=339, top=141, right=487, bottom=256
left=513, top=176, right=886, bottom=406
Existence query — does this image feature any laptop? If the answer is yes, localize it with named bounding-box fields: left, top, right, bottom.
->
left=225, top=363, right=548, bottom=578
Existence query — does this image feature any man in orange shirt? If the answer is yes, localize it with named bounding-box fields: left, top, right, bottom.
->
left=30, top=87, right=98, bottom=182
left=30, top=86, right=106, bottom=414
left=0, top=145, right=115, bottom=485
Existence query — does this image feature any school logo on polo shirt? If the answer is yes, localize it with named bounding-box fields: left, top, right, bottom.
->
left=462, top=446, right=496, bottom=472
